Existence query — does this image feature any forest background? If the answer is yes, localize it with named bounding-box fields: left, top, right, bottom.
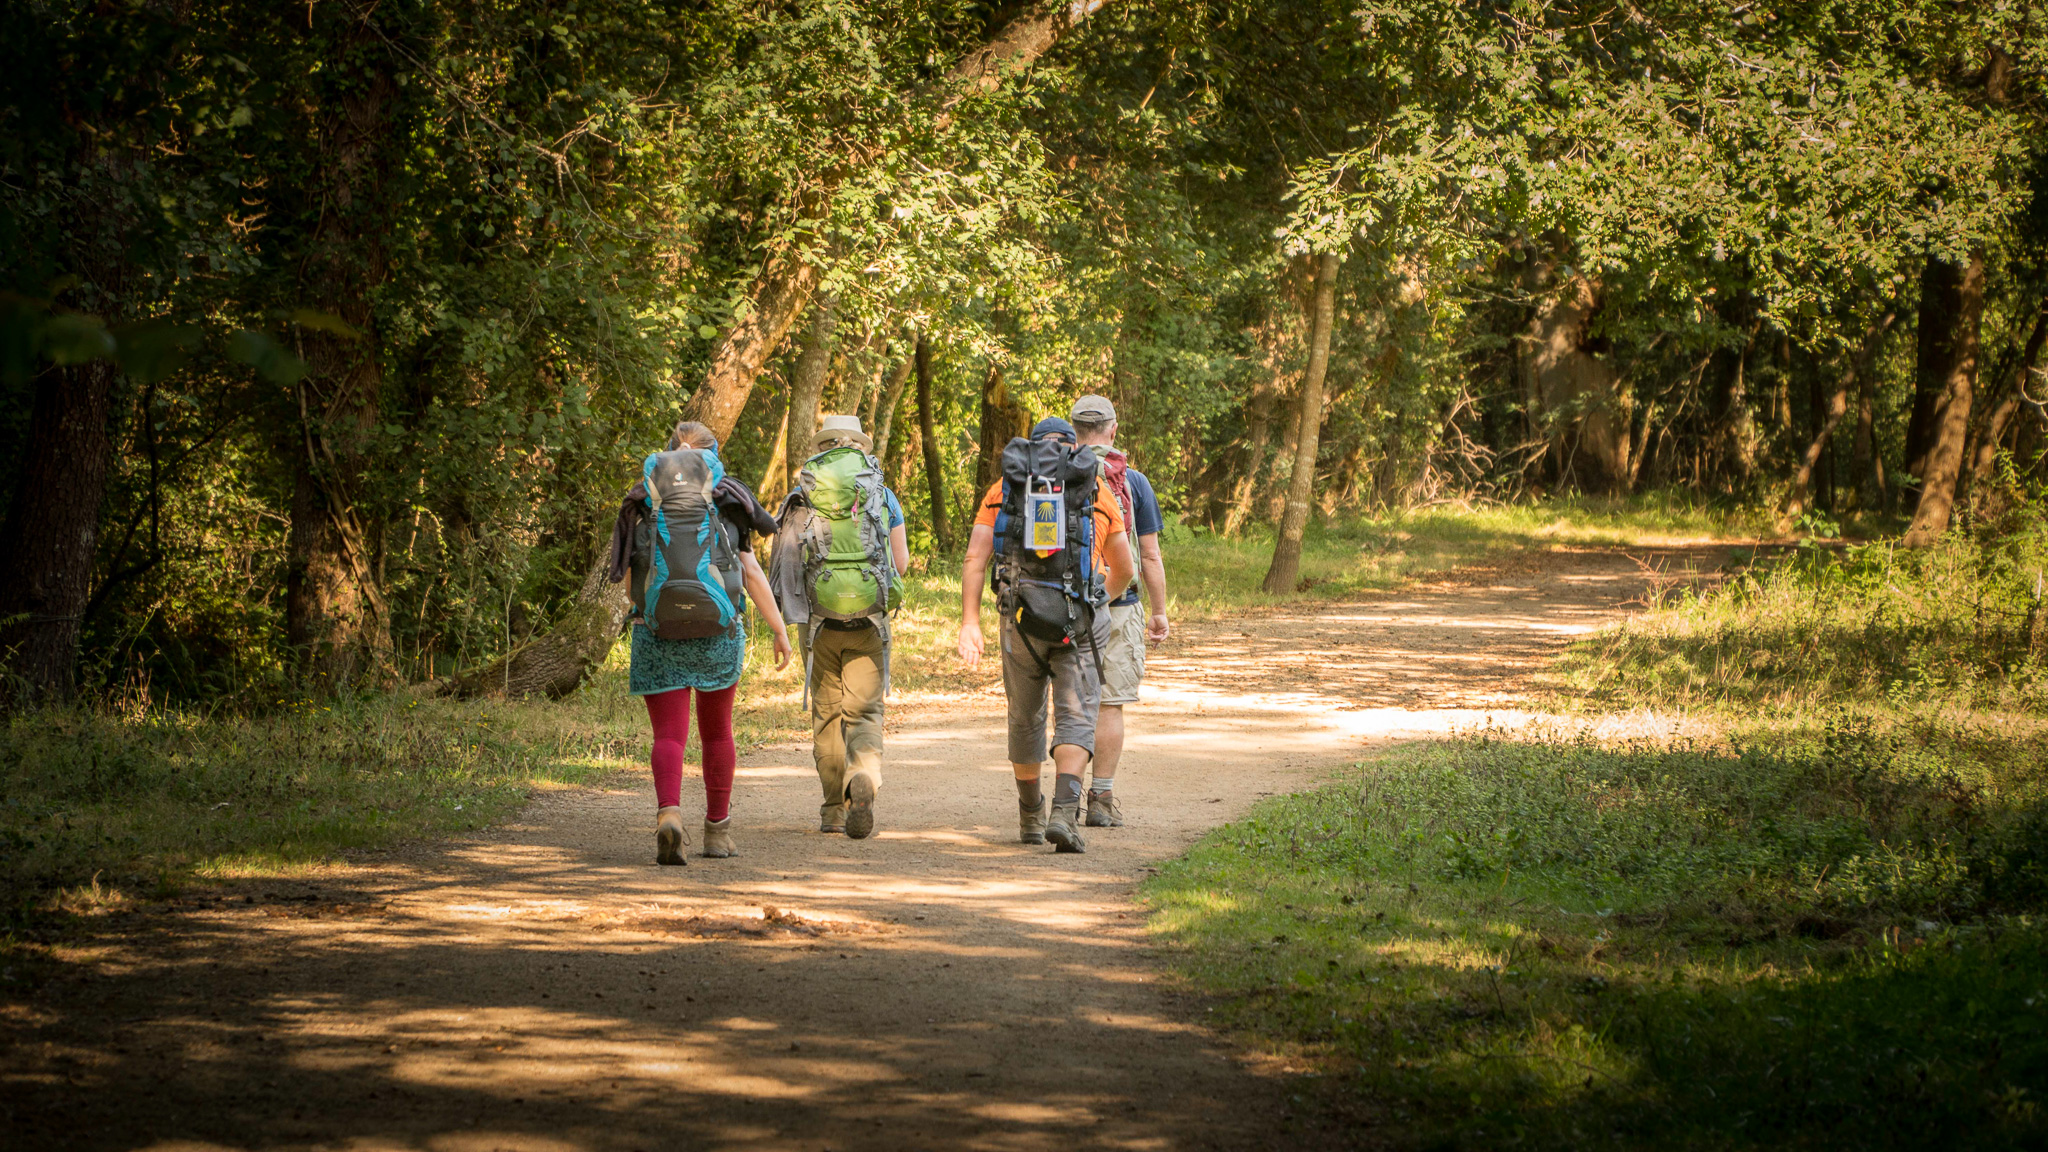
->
left=2, top=0, right=2046, bottom=708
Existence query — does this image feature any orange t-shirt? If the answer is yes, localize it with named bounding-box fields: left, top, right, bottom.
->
left=973, top=478, right=1126, bottom=575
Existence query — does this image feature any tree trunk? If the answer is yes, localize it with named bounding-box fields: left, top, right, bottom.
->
left=1904, top=254, right=1966, bottom=505
left=287, top=51, right=403, bottom=691
left=833, top=328, right=876, bottom=416
left=442, top=559, right=631, bottom=700
left=681, top=247, right=823, bottom=445
left=1784, top=310, right=1896, bottom=521
left=1223, top=375, right=1281, bottom=537
left=1853, top=351, right=1885, bottom=512
left=975, top=361, right=1028, bottom=493
left=873, top=349, right=914, bottom=463
left=757, top=404, right=792, bottom=509
left=1522, top=276, right=1632, bottom=493
left=915, top=335, right=953, bottom=551
left=0, top=361, right=118, bottom=707
left=1903, top=250, right=1985, bottom=547
left=1967, top=298, right=2048, bottom=498
left=786, top=294, right=838, bottom=470
left=1263, top=252, right=1339, bottom=595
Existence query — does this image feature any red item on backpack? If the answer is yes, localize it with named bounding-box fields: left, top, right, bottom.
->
left=1099, top=447, right=1135, bottom=535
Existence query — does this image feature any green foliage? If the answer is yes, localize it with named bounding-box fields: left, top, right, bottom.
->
left=1145, top=722, right=2048, bottom=1149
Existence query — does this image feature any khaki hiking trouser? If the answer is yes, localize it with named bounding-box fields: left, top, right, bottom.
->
left=809, top=622, right=887, bottom=806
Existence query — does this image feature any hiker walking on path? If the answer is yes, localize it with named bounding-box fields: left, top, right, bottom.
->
left=608, top=420, right=792, bottom=866
left=769, top=415, right=910, bottom=841
left=1069, top=395, right=1170, bottom=828
left=958, top=416, right=1134, bottom=853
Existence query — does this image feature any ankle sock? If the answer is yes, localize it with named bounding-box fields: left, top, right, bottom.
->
left=1016, top=775, right=1043, bottom=809
left=1052, top=773, right=1084, bottom=807
left=1089, top=777, right=1114, bottom=794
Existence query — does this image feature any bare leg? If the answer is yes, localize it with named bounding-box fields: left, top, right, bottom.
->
left=1092, top=704, right=1124, bottom=784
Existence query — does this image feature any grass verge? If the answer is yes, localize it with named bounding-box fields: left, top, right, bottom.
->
left=1143, top=722, right=2048, bottom=1150
left=1551, top=512, right=2048, bottom=714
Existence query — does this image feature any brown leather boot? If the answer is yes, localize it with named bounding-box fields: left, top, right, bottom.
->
left=701, top=816, right=737, bottom=858
left=655, top=806, right=688, bottom=866
left=1019, top=796, right=1048, bottom=845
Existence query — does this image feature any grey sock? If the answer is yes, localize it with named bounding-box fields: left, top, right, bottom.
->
left=1052, top=773, right=1084, bottom=807
left=1016, top=776, right=1043, bottom=809
left=1089, top=777, right=1113, bottom=794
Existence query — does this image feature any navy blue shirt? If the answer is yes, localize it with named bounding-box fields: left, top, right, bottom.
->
left=1111, top=468, right=1162, bottom=607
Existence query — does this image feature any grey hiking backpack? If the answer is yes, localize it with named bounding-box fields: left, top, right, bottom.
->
left=991, top=436, right=1107, bottom=661
left=628, top=447, right=744, bottom=639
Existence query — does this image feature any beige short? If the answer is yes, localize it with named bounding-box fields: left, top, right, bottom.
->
left=1099, top=602, right=1146, bottom=706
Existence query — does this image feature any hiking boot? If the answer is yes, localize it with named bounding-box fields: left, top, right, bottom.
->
left=819, top=803, right=847, bottom=834
left=655, top=806, right=688, bottom=866
left=1019, top=796, right=1048, bottom=845
left=1046, top=803, right=1087, bottom=853
left=1086, top=790, right=1124, bottom=827
left=698, top=816, right=736, bottom=858
left=845, top=773, right=877, bottom=841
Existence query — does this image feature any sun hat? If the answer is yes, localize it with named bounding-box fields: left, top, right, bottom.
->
left=813, top=414, right=873, bottom=451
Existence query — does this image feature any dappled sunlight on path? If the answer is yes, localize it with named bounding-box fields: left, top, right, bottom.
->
left=4, top=547, right=1728, bottom=1151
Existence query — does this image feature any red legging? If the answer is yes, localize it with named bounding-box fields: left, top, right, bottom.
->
left=643, top=684, right=738, bottom=820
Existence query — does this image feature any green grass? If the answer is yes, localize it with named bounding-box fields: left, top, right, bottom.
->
left=1551, top=512, right=2048, bottom=715
left=1143, top=722, right=2048, bottom=1150
left=1146, top=498, right=2048, bottom=1148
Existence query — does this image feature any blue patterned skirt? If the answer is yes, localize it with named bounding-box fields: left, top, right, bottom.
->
left=628, top=622, right=747, bottom=696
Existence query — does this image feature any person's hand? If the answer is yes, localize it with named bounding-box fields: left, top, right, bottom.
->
left=1147, top=612, right=1170, bottom=646
left=771, top=629, right=793, bottom=670
left=958, top=621, right=985, bottom=669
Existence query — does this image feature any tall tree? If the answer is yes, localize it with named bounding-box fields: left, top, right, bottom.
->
left=1263, top=252, right=1339, bottom=594
left=786, top=294, right=840, bottom=469
left=915, top=333, right=952, bottom=551
left=282, top=3, right=413, bottom=689
left=1905, top=251, right=1988, bottom=546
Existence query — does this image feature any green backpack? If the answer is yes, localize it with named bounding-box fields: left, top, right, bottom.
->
left=783, top=446, right=901, bottom=623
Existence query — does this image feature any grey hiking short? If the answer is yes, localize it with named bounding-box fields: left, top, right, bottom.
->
left=999, top=607, right=1114, bottom=764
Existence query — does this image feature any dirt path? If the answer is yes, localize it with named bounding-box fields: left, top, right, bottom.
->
left=4, top=546, right=1725, bottom=1151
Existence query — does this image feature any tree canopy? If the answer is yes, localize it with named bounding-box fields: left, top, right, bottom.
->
left=4, top=0, right=2046, bottom=705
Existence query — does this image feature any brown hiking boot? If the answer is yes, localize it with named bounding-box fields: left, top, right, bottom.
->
left=701, top=816, right=736, bottom=858
left=1019, top=796, right=1048, bottom=845
left=1086, top=790, right=1124, bottom=827
left=845, top=773, right=878, bottom=840
left=655, top=806, right=688, bottom=866
left=1046, top=803, right=1086, bottom=853
left=819, top=803, right=847, bottom=833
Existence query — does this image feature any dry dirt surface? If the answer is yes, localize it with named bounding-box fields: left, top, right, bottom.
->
left=4, top=546, right=1728, bottom=1152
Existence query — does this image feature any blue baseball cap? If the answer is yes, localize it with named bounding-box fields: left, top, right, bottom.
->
left=1031, top=417, right=1076, bottom=443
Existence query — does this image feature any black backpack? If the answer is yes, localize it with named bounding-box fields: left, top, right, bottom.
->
left=990, top=436, right=1107, bottom=658
left=628, top=447, right=745, bottom=639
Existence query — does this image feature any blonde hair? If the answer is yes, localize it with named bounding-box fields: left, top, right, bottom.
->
left=666, top=420, right=718, bottom=452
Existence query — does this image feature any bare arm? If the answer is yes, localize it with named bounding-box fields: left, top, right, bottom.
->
left=957, top=523, right=995, bottom=666
left=890, top=523, right=910, bottom=575
left=1138, top=533, right=1169, bottom=643
left=740, top=550, right=792, bottom=669
left=1101, top=529, right=1135, bottom=606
